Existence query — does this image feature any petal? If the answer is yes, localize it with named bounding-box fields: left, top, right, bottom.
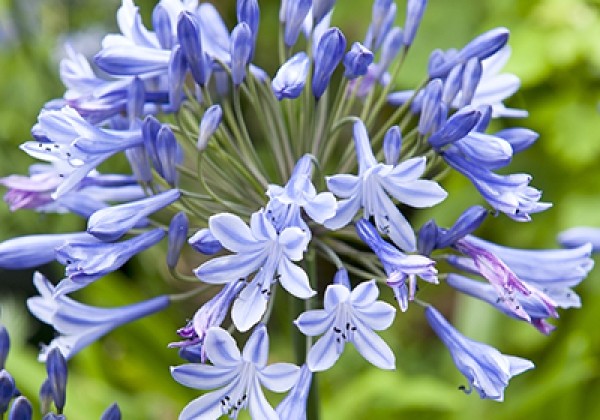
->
left=353, top=120, right=377, bottom=174
left=177, top=388, right=230, bottom=420
left=349, top=280, right=379, bottom=307
left=307, top=331, right=341, bottom=372
left=249, top=377, right=278, bottom=420
left=204, top=327, right=242, bottom=367
left=277, top=258, right=316, bottom=299
left=387, top=157, right=426, bottom=180
left=354, top=301, right=396, bottom=331
left=231, top=284, right=268, bottom=332
left=507, top=355, right=534, bottom=376
left=382, top=178, right=448, bottom=208
left=303, top=192, right=337, bottom=224
left=194, top=251, right=265, bottom=283
left=374, top=192, right=416, bottom=252
left=279, top=227, right=309, bottom=261
left=351, top=318, right=396, bottom=370
left=170, top=364, right=238, bottom=390
left=242, top=324, right=269, bottom=367
left=208, top=213, right=263, bottom=253
left=323, top=196, right=361, bottom=230
left=324, top=284, right=350, bottom=312
left=250, top=211, right=276, bottom=241
left=258, top=363, right=300, bottom=392
left=294, top=309, right=333, bottom=336
left=325, top=174, right=359, bottom=198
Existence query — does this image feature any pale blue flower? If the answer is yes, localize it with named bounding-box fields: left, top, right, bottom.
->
left=195, top=211, right=315, bottom=331
left=295, top=279, right=396, bottom=371
left=325, top=120, right=447, bottom=251
left=276, top=364, right=312, bottom=420
left=27, top=272, right=170, bottom=361
left=54, top=228, right=165, bottom=295
left=171, top=325, right=299, bottom=420
left=425, top=306, right=534, bottom=401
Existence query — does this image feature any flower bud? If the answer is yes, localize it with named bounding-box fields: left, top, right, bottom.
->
left=188, top=228, right=222, bottom=255
left=101, top=403, right=122, bottom=420
left=0, top=370, right=16, bottom=415
left=284, top=0, right=312, bottom=47
left=343, top=42, right=373, bottom=79
left=230, top=22, right=253, bottom=86
left=46, top=348, right=67, bottom=413
left=177, top=12, right=207, bottom=86
left=8, top=396, right=32, bottom=420
left=383, top=126, right=402, bottom=166
left=460, top=57, right=482, bottom=107
left=198, top=105, right=223, bottom=151
left=152, top=5, right=172, bottom=49
left=403, top=0, right=427, bottom=47
left=0, top=326, right=9, bottom=370
left=272, top=52, right=310, bottom=100
left=312, top=27, right=347, bottom=99
left=167, top=212, right=189, bottom=269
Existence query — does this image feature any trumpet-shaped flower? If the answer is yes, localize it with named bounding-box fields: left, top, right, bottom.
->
left=27, top=272, right=170, bottom=361
left=325, top=120, right=447, bottom=251
left=194, top=211, right=314, bottom=332
left=171, top=325, right=299, bottom=420
left=295, top=279, right=396, bottom=371
left=425, top=306, right=534, bottom=401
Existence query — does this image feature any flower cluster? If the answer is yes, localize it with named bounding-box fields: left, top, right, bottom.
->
left=0, top=0, right=595, bottom=418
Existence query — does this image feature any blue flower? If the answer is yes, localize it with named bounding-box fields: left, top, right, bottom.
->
left=0, top=326, right=8, bottom=370
left=312, top=27, right=347, bottom=99
left=403, top=0, right=427, bottom=47
left=0, top=370, right=16, bottom=415
left=8, top=396, right=32, bottom=420
left=295, top=279, right=396, bottom=371
left=230, top=23, right=253, bottom=86
left=27, top=272, right=170, bottom=361
left=197, top=105, right=223, bottom=151
left=54, top=228, right=165, bottom=295
left=266, top=154, right=337, bottom=232
left=171, top=324, right=299, bottom=420
left=343, top=42, right=374, bottom=79
left=188, top=228, right=223, bottom=255
left=325, top=120, right=447, bottom=251
left=194, top=211, right=315, bottom=331
left=272, top=52, right=310, bottom=101
left=0, top=232, right=99, bottom=270
left=276, top=364, right=312, bottom=420
left=87, top=189, right=180, bottom=242
left=45, top=348, right=68, bottom=413
left=283, top=0, right=312, bottom=47
left=425, top=306, right=534, bottom=401
left=167, top=212, right=189, bottom=269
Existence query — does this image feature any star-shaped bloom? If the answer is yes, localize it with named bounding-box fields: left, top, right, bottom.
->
left=295, top=279, right=396, bottom=372
left=195, top=211, right=315, bottom=332
left=325, top=120, right=447, bottom=251
left=27, top=272, right=169, bottom=361
left=171, top=325, right=299, bottom=420
left=425, top=306, right=534, bottom=401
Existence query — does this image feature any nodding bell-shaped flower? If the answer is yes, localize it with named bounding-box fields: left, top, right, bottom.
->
left=295, top=277, right=396, bottom=371
left=425, top=306, right=534, bottom=401
left=198, top=105, right=223, bottom=151
left=171, top=325, right=300, bottom=420
left=45, top=348, right=68, bottom=413
left=27, top=272, right=170, bottom=361
left=312, top=28, right=347, bottom=99
left=87, top=189, right=179, bottom=242
left=272, top=52, right=310, bottom=100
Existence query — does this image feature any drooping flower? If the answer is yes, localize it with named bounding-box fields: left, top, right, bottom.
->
left=27, top=272, right=170, bottom=361
left=325, top=120, right=447, bottom=251
left=425, top=306, right=534, bottom=401
left=194, top=211, right=314, bottom=332
left=295, top=278, right=396, bottom=371
left=171, top=324, right=299, bottom=420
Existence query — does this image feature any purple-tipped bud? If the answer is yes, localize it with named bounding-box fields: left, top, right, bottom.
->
left=152, top=5, right=173, bottom=49
left=272, top=52, right=310, bottom=100
left=460, top=58, right=482, bottom=107
left=177, top=12, right=207, bottom=86
left=167, top=212, right=189, bottom=269
left=343, top=42, right=373, bottom=79
left=459, top=27, right=510, bottom=63
left=383, top=126, right=402, bottom=166
left=188, top=228, right=222, bottom=255
left=313, top=0, right=336, bottom=24
left=378, top=27, right=403, bottom=74
left=494, top=128, right=538, bottom=154
left=428, top=107, right=480, bottom=149
left=437, top=206, right=488, bottom=249
left=168, top=45, right=187, bottom=109
left=404, top=0, right=427, bottom=46
left=87, top=189, right=180, bottom=242
left=198, top=105, right=223, bottom=151
left=332, top=267, right=351, bottom=289
left=441, top=64, right=464, bottom=104
left=284, top=0, right=312, bottom=47
left=100, top=403, right=122, bottom=420
left=0, top=370, right=16, bottom=415
left=417, top=220, right=439, bottom=256
left=0, top=326, right=8, bottom=370
left=39, top=379, right=53, bottom=416
left=230, top=23, right=253, bottom=86
left=127, top=77, right=145, bottom=123
left=312, top=27, right=347, bottom=99
left=8, top=396, right=32, bottom=420
left=46, top=348, right=67, bottom=413
left=156, top=126, right=179, bottom=186
left=418, top=79, right=443, bottom=135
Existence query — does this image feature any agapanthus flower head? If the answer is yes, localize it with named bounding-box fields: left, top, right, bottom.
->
left=295, top=278, right=396, bottom=371
left=171, top=324, right=299, bottom=420
left=425, top=306, right=534, bottom=401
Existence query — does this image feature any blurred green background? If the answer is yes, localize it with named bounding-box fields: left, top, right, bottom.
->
left=1, top=0, right=600, bottom=418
